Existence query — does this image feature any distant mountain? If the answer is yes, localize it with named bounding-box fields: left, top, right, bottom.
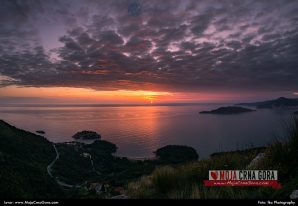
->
left=200, top=106, right=255, bottom=114
left=0, top=120, right=63, bottom=198
left=237, top=97, right=298, bottom=109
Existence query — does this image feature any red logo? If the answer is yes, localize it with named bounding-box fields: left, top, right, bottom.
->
left=210, top=171, right=218, bottom=180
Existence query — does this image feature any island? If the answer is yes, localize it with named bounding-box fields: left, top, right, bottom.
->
left=36, top=130, right=45, bottom=134
left=237, top=97, right=298, bottom=109
left=72, top=130, right=101, bottom=140
left=199, top=106, right=256, bottom=114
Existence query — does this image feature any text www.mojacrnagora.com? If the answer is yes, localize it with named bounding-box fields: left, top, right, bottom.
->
left=3, top=201, right=59, bottom=205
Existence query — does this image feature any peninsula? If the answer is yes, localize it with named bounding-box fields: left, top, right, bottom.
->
left=237, top=97, right=298, bottom=109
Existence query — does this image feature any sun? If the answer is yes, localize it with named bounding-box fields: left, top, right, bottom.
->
left=145, top=96, right=155, bottom=104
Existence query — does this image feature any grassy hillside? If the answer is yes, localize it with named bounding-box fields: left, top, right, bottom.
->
left=0, top=120, right=63, bottom=198
left=127, top=148, right=262, bottom=198
left=128, top=118, right=298, bottom=199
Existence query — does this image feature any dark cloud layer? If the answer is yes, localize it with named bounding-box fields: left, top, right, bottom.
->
left=0, top=0, right=298, bottom=92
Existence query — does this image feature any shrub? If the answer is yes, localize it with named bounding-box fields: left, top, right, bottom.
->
left=155, top=145, right=199, bottom=164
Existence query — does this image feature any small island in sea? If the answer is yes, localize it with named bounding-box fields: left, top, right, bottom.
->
left=72, top=130, right=101, bottom=140
left=36, top=130, right=45, bottom=134
left=199, top=106, right=256, bottom=114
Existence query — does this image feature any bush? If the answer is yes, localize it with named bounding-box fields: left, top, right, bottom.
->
left=155, top=145, right=199, bottom=164
left=84, top=140, right=117, bottom=155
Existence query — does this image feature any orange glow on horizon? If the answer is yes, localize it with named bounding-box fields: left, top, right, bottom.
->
left=0, top=85, right=259, bottom=104
left=0, top=86, right=173, bottom=104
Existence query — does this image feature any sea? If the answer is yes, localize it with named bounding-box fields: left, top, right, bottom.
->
left=0, top=104, right=296, bottom=159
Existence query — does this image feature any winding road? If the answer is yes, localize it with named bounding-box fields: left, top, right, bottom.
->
left=47, top=143, right=102, bottom=188
left=47, top=144, right=59, bottom=178
left=47, top=144, right=82, bottom=188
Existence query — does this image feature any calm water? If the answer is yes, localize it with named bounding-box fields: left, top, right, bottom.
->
left=0, top=105, right=295, bottom=158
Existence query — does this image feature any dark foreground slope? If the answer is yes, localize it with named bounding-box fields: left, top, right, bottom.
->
left=0, top=120, right=159, bottom=198
left=0, top=120, right=63, bottom=198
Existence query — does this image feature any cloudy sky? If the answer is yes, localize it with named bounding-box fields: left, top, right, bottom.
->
left=0, top=0, right=298, bottom=104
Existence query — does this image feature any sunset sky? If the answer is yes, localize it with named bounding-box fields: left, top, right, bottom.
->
left=0, top=0, right=298, bottom=104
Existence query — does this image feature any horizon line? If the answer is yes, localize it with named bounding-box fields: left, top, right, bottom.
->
left=0, top=102, right=234, bottom=107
